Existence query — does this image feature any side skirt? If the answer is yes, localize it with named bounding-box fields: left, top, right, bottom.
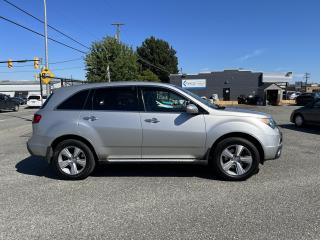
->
left=99, top=158, right=208, bottom=165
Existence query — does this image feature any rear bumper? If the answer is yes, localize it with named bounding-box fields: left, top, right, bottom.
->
left=27, top=102, right=41, bottom=107
left=26, top=139, right=47, bottom=157
left=27, top=140, right=53, bottom=163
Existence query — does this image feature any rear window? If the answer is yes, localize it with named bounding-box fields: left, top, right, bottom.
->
left=28, top=96, right=40, bottom=100
left=57, top=90, right=90, bottom=110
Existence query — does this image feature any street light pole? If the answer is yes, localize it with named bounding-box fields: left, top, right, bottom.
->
left=43, top=0, right=50, bottom=95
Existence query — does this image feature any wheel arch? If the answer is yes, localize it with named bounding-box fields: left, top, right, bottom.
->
left=51, top=134, right=99, bottom=162
left=209, top=132, right=265, bottom=163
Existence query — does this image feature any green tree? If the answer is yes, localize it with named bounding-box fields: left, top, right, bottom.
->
left=85, top=37, right=139, bottom=82
left=137, top=36, right=179, bottom=82
left=137, top=69, right=160, bottom=82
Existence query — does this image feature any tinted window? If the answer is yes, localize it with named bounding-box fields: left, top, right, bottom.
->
left=92, top=87, right=140, bottom=111
left=314, top=100, right=320, bottom=108
left=28, top=96, right=40, bottom=100
left=57, top=90, right=89, bottom=110
left=142, top=87, right=188, bottom=112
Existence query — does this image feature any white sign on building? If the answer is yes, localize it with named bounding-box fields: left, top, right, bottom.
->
left=182, top=79, right=206, bottom=89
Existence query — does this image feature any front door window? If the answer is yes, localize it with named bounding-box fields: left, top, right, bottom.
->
left=142, top=87, right=188, bottom=112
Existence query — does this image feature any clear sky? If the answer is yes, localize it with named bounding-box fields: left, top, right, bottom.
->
left=0, top=0, right=319, bottom=83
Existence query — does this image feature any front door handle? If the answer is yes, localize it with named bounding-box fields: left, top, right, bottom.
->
left=145, top=118, right=160, bottom=123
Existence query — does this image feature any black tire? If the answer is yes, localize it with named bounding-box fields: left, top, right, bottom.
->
left=210, top=137, right=260, bottom=181
left=52, top=139, right=96, bottom=180
left=294, top=114, right=304, bottom=127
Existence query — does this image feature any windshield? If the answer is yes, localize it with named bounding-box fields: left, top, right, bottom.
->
left=28, top=96, right=40, bottom=100
left=176, top=86, right=219, bottom=109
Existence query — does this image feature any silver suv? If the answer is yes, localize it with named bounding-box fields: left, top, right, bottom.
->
left=27, top=82, right=282, bottom=181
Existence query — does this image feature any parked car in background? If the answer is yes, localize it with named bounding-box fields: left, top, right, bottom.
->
left=237, top=95, right=247, bottom=104
left=290, top=99, right=320, bottom=127
left=27, top=82, right=282, bottom=181
left=289, top=92, right=301, bottom=100
left=296, top=92, right=320, bottom=106
left=210, top=94, right=219, bottom=102
left=11, top=97, right=26, bottom=105
left=246, top=95, right=264, bottom=105
left=27, top=95, right=46, bottom=108
left=0, top=94, right=19, bottom=112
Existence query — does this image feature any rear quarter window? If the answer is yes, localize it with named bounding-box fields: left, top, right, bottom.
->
left=56, top=89, right=90, bottom=110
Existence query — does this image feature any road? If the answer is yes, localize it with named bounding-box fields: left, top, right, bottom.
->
left=0, top=106, right=319, bottom=240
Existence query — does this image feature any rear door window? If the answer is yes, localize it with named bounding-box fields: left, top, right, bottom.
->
left=92, top=86, right=141, bottom=111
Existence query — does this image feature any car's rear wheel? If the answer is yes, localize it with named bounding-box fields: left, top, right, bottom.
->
left=52, top=139, right=95, bottom=180
left=294, top=114, right=304, bottom=127
left=211, top=137, right=260, bottom=181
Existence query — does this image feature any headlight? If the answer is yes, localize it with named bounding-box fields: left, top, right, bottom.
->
left=260, top=118, right=277, bottom=129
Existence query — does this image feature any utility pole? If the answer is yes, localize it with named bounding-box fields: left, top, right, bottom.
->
left=111, top=23, right=124, bottom=42
left=304, top=72, right=310, bottom=92
left=107, top=65, right=111, bottom=82
left=43, top=0, right=50, bottom=95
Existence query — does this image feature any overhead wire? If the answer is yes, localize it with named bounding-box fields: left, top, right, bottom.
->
left=1, top=0, right=171, bottom=75
left=2, top=0, right=90, bottom=50
left=0, top=15, right=87, bottom=54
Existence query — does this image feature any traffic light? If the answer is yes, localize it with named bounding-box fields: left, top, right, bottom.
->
left=34, top=57, right=39, bottom=69
left=8, top=59, right=13, bottom=68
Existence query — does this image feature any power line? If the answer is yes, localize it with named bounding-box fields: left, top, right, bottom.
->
left=0, top=11, right=170, bottom=75
left=137, top=56, right=171, bottom=74
left=49, top=58, right=83, bottom=64
left=2, top=0, right=90, bottom=50
left=0, top=15, right=87, bottom=54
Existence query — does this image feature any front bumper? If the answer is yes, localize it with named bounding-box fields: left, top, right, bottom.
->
left=264, top=129, right=283, bottom=160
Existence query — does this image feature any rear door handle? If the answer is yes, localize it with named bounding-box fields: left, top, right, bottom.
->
left=90, top=116, right=98, bottom=121
left=83, top=116, right=99, bottom=121
left=145, top=118, right=160, bottom=123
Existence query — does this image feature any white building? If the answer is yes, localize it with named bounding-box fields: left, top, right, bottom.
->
left=0, top=80, right=62, bottom=97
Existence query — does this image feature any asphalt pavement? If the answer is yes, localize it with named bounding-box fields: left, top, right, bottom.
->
left=0, top=105, right=319, bottom=240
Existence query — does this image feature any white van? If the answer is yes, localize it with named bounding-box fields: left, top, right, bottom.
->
left=27, top=95, right=46, bottom=108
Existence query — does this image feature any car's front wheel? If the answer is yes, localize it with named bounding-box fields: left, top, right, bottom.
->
left=294, top=114, right=304, bottom=127
left=13, top=105, right=19, bottom=112
left=52, top=139, right=96, bottom=180
left=211, top=137, right=260, bottom=181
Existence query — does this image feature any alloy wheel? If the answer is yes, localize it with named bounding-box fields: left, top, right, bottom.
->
left=58, top=146, right=87, bottom=175
left=220, top=144, right=253, bottom=176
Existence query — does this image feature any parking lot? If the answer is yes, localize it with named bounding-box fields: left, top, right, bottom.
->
left=0, top=106, right=319, bottom=240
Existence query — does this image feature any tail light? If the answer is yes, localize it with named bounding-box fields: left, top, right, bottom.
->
left=32, top=114, right=42, bottom=124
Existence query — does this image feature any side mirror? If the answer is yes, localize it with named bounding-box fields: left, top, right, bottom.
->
left=186, top=104, right=199, bottom=114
